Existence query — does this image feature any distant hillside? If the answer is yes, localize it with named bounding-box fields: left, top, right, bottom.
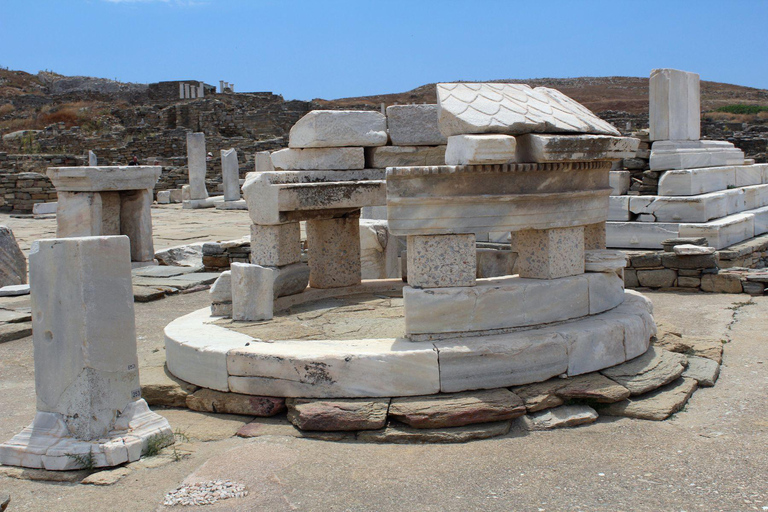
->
left=316, top=76, right=768, bottom=114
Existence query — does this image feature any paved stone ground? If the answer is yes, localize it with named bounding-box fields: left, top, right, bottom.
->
left=1, top=204, right=252, bottom=254
left=0, top=209, right=766, bottom=511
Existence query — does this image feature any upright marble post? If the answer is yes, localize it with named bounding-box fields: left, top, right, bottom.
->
left=221, top=148, right=240, bottom=202
left=88, top=150, right=97, bottom=166
left=649, top=68, right=700, bottom=141
left=0, top=236, right=172, bottom=470
left=186, top=132, right=209, bottom=200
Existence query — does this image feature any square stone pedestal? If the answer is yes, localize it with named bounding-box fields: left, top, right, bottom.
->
left=306, top=215, right=362, bottom=288
left=407, top=234, right=476, bottom=288
left=516, top=226, right=585, bottom=279
left=47, top=166, right=161, bottom=263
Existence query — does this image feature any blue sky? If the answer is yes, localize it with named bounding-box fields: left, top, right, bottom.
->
left=2, top=0, right=767, bottom=101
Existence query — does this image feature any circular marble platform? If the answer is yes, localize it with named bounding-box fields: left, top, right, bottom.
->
left=164, top=279, right=656, bottom=399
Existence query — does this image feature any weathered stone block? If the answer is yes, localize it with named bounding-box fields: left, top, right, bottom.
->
left=231, top=263, right=275, bottom=322
left=700, top=273, right=743, bottom=293
left=516, top=226, right=584, bottom=279
left=386, top=104, right=446, bottom=146
left=636, top=268, right=677, bottom=288
left=250, top=222, right=300, bottom=267
left=444, top=134, right=517, bottom=165
left=0, top=226, right=26, bottom=287
left=649, top=68, right=700, bottom=142
left=389, top=389, right=526, bottom=428
left=407, top=234, right=476, bottom=288
left=288, top=110, right=387, bottom=148
left=365, top=145, right=446, bottom=168
left=186, top=389, right=285, bottom=416
left=306, top=216, right=361, bottom=288
left=270, top=147, right=365, bottom=170
left=286, top=398, right=389, bottom=431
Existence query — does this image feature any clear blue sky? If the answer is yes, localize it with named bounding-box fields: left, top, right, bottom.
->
left=2, top=0, right=767, bottom=101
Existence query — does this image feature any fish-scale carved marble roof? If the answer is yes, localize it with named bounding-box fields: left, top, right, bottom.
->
left=437, top=83, right=620, bottom=137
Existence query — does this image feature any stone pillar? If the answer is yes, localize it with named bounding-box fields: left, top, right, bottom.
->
left=0, top=236, right=172, bottom=470
left=516, top=226, right=585, bottom=279
left=198, top=82, right=204, bottom=98
left=221, top=148, right=240, bottom=201
left=306, top=215, right=362, bottom=288
left=88, top=150, right=97, bottom=166
left=584, top=222, right=607, bottom=250
left=120, top=189, right=154, bottom=262
left=186, top=132, right=209, bottom=200
left=231, top=263, right=275, bottom=321
left=183, top=83, right=190, bottom=99
left=56, top=191, right=121, bottom=238
left=406, top=234, right=476, bottom=288
left=180, top=83, right=185, bottom=99
left=649, top=68, right=700, bottom=142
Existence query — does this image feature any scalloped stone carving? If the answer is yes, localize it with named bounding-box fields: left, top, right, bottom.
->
left=437, top=83, right=620, bottom=137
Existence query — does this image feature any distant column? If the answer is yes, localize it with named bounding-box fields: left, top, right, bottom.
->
left=221, top=148, right=240, bottom=201
left=88, top=150, right=97, bottom=166
left=186, top=132, right=209, bottom=200
left=649, top=68, right=700, bottom=141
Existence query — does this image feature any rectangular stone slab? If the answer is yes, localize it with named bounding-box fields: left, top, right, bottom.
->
left=649, top=140, right=744, bottom=171
left=515, top=134, right=639, bottom=162
left=242, top=169, right=386, bottom=225
left=386, top=104, right=447, bottom=146
left=288, top=110, right=387, bottom=148
left=47, top=166, right=161, bottom=192
left=271, top=147, right=365, bottom=171
left=227, top=338, right=440, bottom=398
left=627, top=185, right=768, bottom=223
left=435, top=331, right=569, bottom=392
left=657, top=164, right=768, bottom=196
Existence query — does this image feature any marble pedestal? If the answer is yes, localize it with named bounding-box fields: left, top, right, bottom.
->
left=0, top=236, right=171, bottom=470
left=47, top=166, right=161, bottom=263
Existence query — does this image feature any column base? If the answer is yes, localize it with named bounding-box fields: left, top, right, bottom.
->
left=0, top=400, right=172, bottom=471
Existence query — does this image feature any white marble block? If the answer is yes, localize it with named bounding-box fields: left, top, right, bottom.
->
left=407, top=234, right=476, bottom=288
left=254, top=151, right=275, bottom=172
left=649, top=68, right=700, bottom=142
left=156, top=190, right=171, bottom=204
left=360, top=219, right=400, bottom=279
left=437, top=83, right=620, bottom=137
left=386, top=104, right=447, bottom=146
left=270, top=147, right=365, bottom=170
left=231, top=263, right=275, bottom=322
left=221, top=148, right=240, bottom=201
left=516, top=226, right=585, bottom=279
left=609, top=171, right=631, bottom=196
left=186, top=132, right=209, bottom=200
left=445, top=134, right=517, bottom=165
left=120, top=189, right=154, bottom=262
left=250, top=222, right=301, bottom=267
left=0, top=236, right=172, bottom=470
left=515, top=134, right=639, bottom=162
left=288, top=110, right=388, bottom=148
left=210, top=270, right=232, bottom=317
left=649, top=140, right=745, bottom=171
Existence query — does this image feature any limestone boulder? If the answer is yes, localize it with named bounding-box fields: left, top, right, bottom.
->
left=601, top=347, right=687, bottom=395
left=520, top=405, right=598, bottom=430
left=0, top=226, right=26, bottom=287
left=288, top=110, right=387, bottom=148
left=155, top=243, right=204, bottom=267
left=286, top=398, right=389, bottom=431
left=599, top=377, right=698, bottom=420
left=388, top=389, right=526, bottom=428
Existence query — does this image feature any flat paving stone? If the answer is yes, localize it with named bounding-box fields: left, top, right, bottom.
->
left=521, top=405, right=599, bottom=430
left=599, top=377, right=698, bottom=421
left=133, top=286, right=167, bottom=302
left=286, top=398, right=389, bottom=431
left=513, top=373, right=630, bottom=412
left=0, top=284, right=29, bottom=297
left=0, top=321, right=32, bottom=343
left=132, top=265, right=203, bottom=278
left=601, top=347, right=687, bottom=395
left=356, top=420, right=512, bottom=443
left=682, top=355, right=720, bottom=387
left=0, top=308, right=31, bottom=323
left=389, top=389, right=525, bottom=428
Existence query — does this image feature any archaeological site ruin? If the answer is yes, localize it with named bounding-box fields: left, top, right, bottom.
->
left=0, top=59, right=766, bottom=510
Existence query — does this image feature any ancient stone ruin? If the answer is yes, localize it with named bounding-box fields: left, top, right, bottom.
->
left=0, top=236, right=172, bottom=470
